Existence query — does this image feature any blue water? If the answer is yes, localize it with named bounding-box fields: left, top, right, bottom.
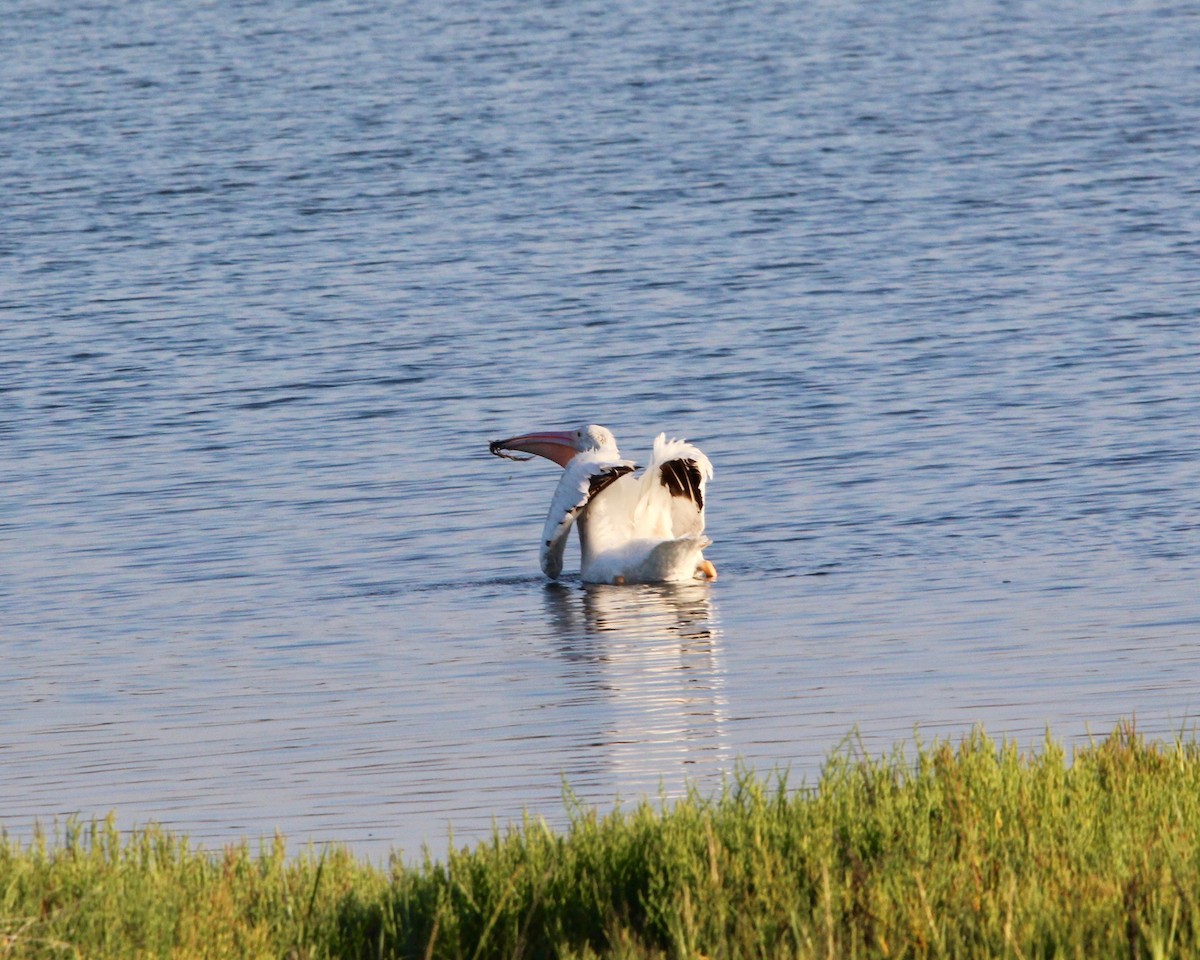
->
left=3, top=0, right=1200, bottom=859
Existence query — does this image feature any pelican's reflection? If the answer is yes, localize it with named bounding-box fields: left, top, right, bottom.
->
left=541, top=582, right=730, bottom=795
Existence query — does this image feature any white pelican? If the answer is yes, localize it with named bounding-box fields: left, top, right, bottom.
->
left=489, top=424, right=717, bottom=585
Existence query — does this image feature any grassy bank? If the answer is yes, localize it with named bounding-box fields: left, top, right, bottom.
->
left=4, top=724, right=1200, bottom=958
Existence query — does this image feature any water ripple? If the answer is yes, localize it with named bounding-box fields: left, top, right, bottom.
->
left=3, top=0, right=1200, bottom=857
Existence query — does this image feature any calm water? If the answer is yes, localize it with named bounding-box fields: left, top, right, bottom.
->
left=3, top=0, right=1200, bottom=859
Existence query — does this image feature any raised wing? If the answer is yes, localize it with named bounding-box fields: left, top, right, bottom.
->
left=540, top=454, right=636, bottom=579
left=641, top=433, right=713, bottom=539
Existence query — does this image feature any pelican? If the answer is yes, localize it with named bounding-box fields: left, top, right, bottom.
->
left=489, top=424, right=717, bottom=585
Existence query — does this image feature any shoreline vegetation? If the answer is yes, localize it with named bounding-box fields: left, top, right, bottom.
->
left=4, top=724, right=1199, bottom=958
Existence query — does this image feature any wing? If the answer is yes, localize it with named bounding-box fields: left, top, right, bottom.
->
left=634, top=433, right=714, bottom=539
left=539, top=454, right=636, bottom=579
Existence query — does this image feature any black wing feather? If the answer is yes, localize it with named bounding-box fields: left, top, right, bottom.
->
left=659, top=458, right=704, bottom=510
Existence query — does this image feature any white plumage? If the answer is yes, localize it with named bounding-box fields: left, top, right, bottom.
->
left=490, top=425, right=716, bottom=585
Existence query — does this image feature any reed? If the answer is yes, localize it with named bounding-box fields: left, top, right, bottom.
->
left=4, top=722, right=1199, bottom=958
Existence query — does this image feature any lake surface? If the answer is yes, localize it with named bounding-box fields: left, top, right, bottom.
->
left=3, top=0, right=1199, bottom=860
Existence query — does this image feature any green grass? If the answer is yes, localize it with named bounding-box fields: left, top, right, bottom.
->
left=4, top=723, right=1200, bottom=958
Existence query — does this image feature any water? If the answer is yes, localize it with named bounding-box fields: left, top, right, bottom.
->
left=3, top=0, right=1200, bottom=859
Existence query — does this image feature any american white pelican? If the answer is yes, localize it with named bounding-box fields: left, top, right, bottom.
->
left=489, top=424, right=717, bottom=585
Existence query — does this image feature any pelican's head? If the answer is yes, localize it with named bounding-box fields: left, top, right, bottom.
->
left=490, top=423, right=619, bottom=466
